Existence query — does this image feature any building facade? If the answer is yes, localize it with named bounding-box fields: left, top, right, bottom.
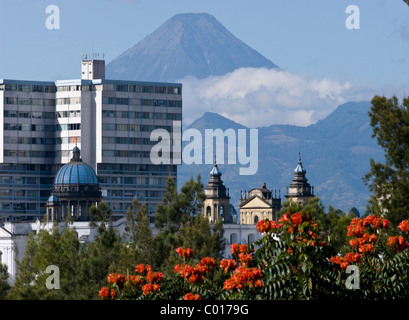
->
left=0, top=59, right=182, bottom=220
left=239, top=182, right=282, bottom=225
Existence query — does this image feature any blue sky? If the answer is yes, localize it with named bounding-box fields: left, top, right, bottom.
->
left=1, top=0, right=408, bottom=125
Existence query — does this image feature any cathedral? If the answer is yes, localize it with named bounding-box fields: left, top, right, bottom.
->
left=202, top=154, right=315, bottom=257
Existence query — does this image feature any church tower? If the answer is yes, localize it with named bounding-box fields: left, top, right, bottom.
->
left=285, top=154, right=315, bottom=205
left=203, top=160, right=231, bottom=223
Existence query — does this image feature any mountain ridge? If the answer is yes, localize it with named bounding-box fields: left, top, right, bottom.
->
left=178, top=100, right=383, bottom=215
left=106, top=13, right=278, bottom=82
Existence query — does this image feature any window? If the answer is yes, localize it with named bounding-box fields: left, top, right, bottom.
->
left=5, top=97, right=17, bottom=104
left=5, top=84, right=17, bottom=91
left=168, top=100, right=182, bottom=107
left=102, top=110, right=115, bottom=118
left=116, top=84, right=128, bottom=92
left=168, top=87, right=181, bottom=94
left=102, top=137, right=115, bottom=144
left=19, top=98, right=31, bottom=105
left=69, top=136, right=81, bottom=144
left=142, top=85, right=154, bottom=93
left=32, top=85, right=44, bottom=92
left=155, top=86, right=166, bottom=94
left=18, top=84, right=31, bottom=92
left=230, top=233, right=238, bottom=244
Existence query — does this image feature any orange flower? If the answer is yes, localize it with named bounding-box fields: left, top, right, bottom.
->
left=256, top=219, right=282, bottom=234
left=389, top=235, right=409, bottom=252
left=128, top=275, right=144, bottom=285
left=200, top=257, right=217, bottom=268
left=220, top=259, right=238, bottom=273
left=239, top=244, right=248, bottom=253
left=142, top=283, right=152, bottom=295
left=291, top=212, right=303, bottom=225
left=135, top=264, right=151, bottom=274
left=398, top=220, right=409, bottom=232
left=388, top=236, right=397, bottom=247
left=179, top=264, right=193, bottom=278
left=175, top=247, right=194, bottom=258
left=174, top=264, right=182, bottom=273
left=107, top=273, right=125, bottom=284
left=230, top=243, right=239, bottom=255
left=238, top=253, right=253, bottom=266
left=223, top=266, right=263, bottom=291
left=184, top=293, right=201, bottom=300
left=99, top=286, right=110, bottom=299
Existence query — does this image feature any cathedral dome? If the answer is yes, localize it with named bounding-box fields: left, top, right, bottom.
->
left=294, top=153, right=306, bottom=174
left=209, top=158, right=222, bottom=177
left=54, top=147, right=98, bottom=187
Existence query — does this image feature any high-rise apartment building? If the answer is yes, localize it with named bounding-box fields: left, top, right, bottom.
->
left=0, top=59, right=182, bottom=220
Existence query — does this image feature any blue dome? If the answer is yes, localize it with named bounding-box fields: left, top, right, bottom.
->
left=210, top=161, right=222, bottom=177
left=47, top=195, right=60, bottom=203
left=54, top=163, right=98, bottom=185
left=294, top=153, right=306, bottom=174
left=54, top=147, right=98, bottom=186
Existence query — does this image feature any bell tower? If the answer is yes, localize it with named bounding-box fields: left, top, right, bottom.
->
left=203, top=159, right=231, bottom=223
left=285, top=153, right=315, bottom=205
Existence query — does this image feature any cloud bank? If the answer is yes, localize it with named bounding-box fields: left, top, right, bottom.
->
left=180, top=67, right=372, bottom=128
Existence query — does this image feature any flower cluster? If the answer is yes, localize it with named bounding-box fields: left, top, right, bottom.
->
left=220, top=259, right=238, bottom=274
left=347, top=216, right=389, bottom=239
left=223, top=266, right=263, bottom=291
left=230, top=243, right=253, bottom=255
left=346, top=215, right=388, bottom=254
left=387, top=219, right=409, bottom=252
left=99, top=286, right=116, bottom=300
left=174, top=249, right=216, bottom=284
left=98, top=264, right=164, bottom=299
left=222, top=243, right=263, bottom=291
left=107, top=273, right=126, bottom=286
left=387, top=236, right=409, bottom=252
left=275, top=213, right=327, bottom=247
left=230, top=243, right=255, bottom=267
left=398, top=220, right=409, bottom=233
left=330, top=252, right=362, bottom=270
left=176, top=247, right=193, bottom=258
left=256, top=218, right=282, bottom=234
left=330, top=215, right=390, bottom=271
left=134, top=264, right=164, bottom=295
left=183, top=293, right=201, bottom=300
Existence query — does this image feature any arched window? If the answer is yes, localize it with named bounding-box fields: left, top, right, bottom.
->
left=230, top=233, right=238, bottom=244
left=206, top=206, right=211, bottom=217
left=248, top=233, right=255, bottom=243
left=254, top=215, right=259, bottom=224
left=220, top=206, right=224, bottom=220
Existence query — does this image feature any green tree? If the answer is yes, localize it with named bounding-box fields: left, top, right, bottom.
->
left=80, top=202, right=123, bottom=299
left=364, top=95, right=409, bottom=227
left=7, top=226, right=83, bottom=300
left=0, top=263, right=10, bottom=299
left=154, top=175, right=225, bottom=274
left=121, top=198, right=158, bottom=270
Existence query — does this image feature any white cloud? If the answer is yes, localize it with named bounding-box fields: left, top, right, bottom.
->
left=179, top=67, right=371, bottom=128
